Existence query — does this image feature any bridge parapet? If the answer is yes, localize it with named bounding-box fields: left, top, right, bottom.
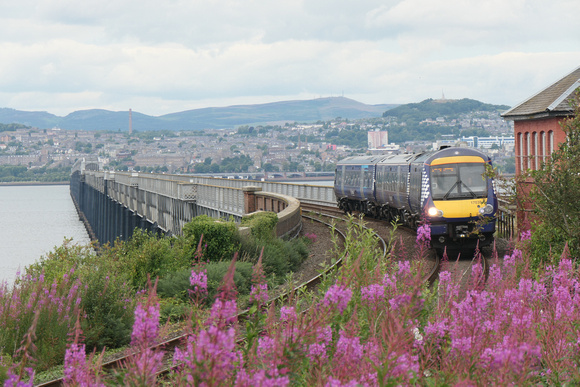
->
left=72, top=170, right=313, bottom=244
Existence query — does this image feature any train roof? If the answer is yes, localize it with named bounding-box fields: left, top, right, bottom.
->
left=376, top=153, right=418, bottom=165
left=336, top=147, right=491, bottom=167
left=336, top=155, right=390, bottom=166
left=424, top=146, right=491, bottom=163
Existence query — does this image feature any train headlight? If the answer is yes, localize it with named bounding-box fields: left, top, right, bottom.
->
left=479, top=204, right=494, bottom=215
left=428, top=207, right=443, bottom=217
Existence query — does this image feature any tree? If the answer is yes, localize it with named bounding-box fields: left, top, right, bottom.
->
left=528, top=90, right=580, bottom=261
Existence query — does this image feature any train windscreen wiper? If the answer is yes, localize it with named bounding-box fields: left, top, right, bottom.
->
left=443, top=180, right=459, bottom=200
left=460, top=182, right=477, bottom=198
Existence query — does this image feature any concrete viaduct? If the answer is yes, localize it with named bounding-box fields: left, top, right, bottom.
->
left=69, top=159, right=336, bottom=245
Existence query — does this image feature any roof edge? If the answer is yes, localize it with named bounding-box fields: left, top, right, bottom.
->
left=502, top=65, right=580, bottom=118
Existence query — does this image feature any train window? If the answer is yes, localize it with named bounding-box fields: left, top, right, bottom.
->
left=431, top=163, right=487, bottom=200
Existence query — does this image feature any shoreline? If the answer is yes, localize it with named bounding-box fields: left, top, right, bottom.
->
left=0, top=181, right=69, bottom=186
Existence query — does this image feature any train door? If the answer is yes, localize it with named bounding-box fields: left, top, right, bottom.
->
left=409, top=162, right=422, bottom=212
left=334, top=164, right=344, bottom=197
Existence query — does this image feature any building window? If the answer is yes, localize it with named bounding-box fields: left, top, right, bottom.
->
left=518, top=132, right=523, bottom=172
left=541, top=131, right=546, bottom=164
left=533, top=132, right=538, bottom=170
left=549, top=130, right=555, bottom=154
left=525, top=132, right=530, bottom=170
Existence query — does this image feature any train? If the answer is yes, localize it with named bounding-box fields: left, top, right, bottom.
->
left=333, top=146, right=498, bottom=250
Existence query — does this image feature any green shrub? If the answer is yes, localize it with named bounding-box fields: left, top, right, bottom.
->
left=157, top=261, right=254, bottom=306
left=241, top=211, right=278, bottom=241
left=239, top=237, right=309, bottom=278
left=110, top=229, right=188, bottom=289
left=23, top=239, right=137, bottom=353
left=528, top=221, right=572, bottom=270
left=182, top=216, right=241, bottom=262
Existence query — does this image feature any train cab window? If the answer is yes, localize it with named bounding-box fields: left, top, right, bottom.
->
left=431, top=163, right=487, bottom=200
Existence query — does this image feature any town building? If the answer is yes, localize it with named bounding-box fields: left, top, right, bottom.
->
left=502, top=65, right=580, bottom=230
left=502, top=66, right=580, bottom=175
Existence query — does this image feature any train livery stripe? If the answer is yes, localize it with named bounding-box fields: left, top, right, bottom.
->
left=429, top=156, right=485, bottom=165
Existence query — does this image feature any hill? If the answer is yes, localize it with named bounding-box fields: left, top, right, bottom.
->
left=382, top=98, right=510, bottom=121
left=380, top=98, right=512, bottom=143
left=0, top=97, right=396, bottom=131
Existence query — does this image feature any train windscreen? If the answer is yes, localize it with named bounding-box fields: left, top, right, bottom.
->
left=430, top=163, right=487, bottom=200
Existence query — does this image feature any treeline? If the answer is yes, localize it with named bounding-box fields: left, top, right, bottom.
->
left=193, top=154, right=254, bottom=173
left=383, top=98, right=510, bottom=121
left=0, top=123, right=29, bottom=132
left=0, top=165, right=70, bottom=182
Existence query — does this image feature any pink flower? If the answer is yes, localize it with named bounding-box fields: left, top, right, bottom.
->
left=63, top=343, right=89, bottom=385
left=323, top=285, right=352, bottom=313
left=249, top=283, right=268, bottom=304
left=190, top=269, right=208, bottom=293
left=280, top=306, right=297, bottom=322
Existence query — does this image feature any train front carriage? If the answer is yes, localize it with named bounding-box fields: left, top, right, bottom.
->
left=421, top=148, right=497, bottom=249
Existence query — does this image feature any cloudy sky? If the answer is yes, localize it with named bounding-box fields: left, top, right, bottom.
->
left=1, top=0, right=579, bottom=117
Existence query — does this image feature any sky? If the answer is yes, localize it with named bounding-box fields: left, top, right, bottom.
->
left=0, top=0, right=579, bottom=117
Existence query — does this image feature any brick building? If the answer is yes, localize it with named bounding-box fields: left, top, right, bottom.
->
left=502, top=66, right=580, bottom=230
left=502, top=66, right=580, bottom=174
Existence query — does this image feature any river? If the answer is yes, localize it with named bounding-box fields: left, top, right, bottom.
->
left=0, top=184, right=91, bottom=284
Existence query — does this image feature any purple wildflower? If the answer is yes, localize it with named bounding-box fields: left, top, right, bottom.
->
left=63, top=343, right=89, bottom=385
left=249, top=283, right=268, bottom=305
left=520, top=229, right=532, bottom=241
left=190, top=269, right=208, bottom=294
left=416, top=223, right=431, bottom=246
left=280, top=306, right=297, bottom=322
left=206, top=298, right=238, bottom=327
left=4, top=367, right=35, bottom=387
left=361, top=284, right=385, bottom=307
left=173, top=325, right=240, bottom=384
left=323, top=284, right=352, bottom=313
left=236, top=368, right=290, bottom=386
left=131, top=302, right=160, bottom=346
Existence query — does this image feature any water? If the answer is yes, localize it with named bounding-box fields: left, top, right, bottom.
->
left=0, top=185, right=91, bottom=284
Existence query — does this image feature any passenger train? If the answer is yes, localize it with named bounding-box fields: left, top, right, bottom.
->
left=333, top=146, right=498, bottom=250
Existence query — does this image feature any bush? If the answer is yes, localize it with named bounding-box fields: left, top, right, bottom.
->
left=239, top=237, right=309, bottom=278
left=108, top=229, right=187, bottom=289
left=23, top=240, right=137, bottom=354
left=182, top=216, right=241, bottom=262
left=241, top=211, right=278, bottom=241
left=157, top=261, right=254, bottom=306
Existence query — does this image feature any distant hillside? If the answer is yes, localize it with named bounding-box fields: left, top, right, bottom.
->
left=379, top=98, right=512, bottom=143
left=0, top=97, right=397, bottom=131
left=382, top=98, right=510, bottom=120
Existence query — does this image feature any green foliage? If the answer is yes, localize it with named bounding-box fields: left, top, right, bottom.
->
left=25, top=240, right=136, bottom=353
left=157, top=261, right=254, bottom=305
left=193, top=154, right=254, bottom=173
left=109, top=229, right=187, bottom=289
left=239, top=237, right=309, bottom=278
left=528, top=221, right=567, bottom=269
left=182, top=216, right=241, bottom=262
left=528, top=90, right=580, bottom=265
left=0, top=165, right=70, bottom=182
left=324, top=127, right=367, bottom=148
left=383, top=98, right=509, bottom=120
left=0, top=123, right=29, bottom=132
left=241, top=211, right=278, bottom=241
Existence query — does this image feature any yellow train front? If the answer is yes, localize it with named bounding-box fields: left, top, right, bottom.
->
left=334, top=146, right=498, bottom=251
left=417, top=147, right=497, bottom=250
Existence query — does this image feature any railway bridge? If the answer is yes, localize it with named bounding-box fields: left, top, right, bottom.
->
left=69, top=159, right=337, bottom=245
